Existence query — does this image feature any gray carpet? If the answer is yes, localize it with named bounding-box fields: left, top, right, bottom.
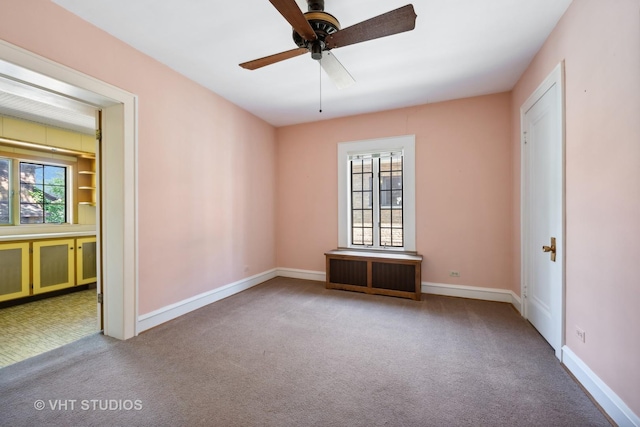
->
left=0, top=277, right=610, bottom=426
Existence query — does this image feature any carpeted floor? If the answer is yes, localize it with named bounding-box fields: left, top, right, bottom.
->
left=0, top=289, right=98, bottom=367
left=0, top=277, right=611, bottom=426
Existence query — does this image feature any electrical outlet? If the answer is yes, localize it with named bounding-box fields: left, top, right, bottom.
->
left=449, top=271, right=460, bottom=277
left=576, top=327, right=586, bottom=343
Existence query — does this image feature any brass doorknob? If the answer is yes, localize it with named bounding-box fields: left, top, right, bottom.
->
left=542, top=237, right=556, bottom=262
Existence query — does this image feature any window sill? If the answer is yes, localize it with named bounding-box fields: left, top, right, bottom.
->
left=327, top=248, right=422, bottom=261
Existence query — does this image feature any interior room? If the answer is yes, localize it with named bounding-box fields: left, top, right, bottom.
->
left=0, top=0, right=638, bottom=426
left=0, top=100, right=100, bottom=366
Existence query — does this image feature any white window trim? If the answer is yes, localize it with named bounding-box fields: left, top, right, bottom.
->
left=338, top=135, right=416, bottom=252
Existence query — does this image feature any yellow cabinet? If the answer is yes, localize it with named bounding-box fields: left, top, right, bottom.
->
left=33, top=239, right=75, bottom=294
left=76, top=237, right=97, bottom=285
left=0, top=242, right=30, bottom=302
left=1, top=236, right=96, bottom=302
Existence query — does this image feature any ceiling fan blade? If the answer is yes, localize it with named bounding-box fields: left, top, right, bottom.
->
left=269, top=0, right=317, bottom=41
left=325, top=4, right=417, bottom=50
left=320, top=52, right=355, bottom=90
left=239, top=48, right=308, bottom=70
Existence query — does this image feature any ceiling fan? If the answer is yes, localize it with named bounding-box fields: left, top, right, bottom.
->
left=240, top=0, right=417, bottom=89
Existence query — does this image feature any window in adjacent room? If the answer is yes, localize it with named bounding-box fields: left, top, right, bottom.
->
left=338, top=135, right=415, bottom=251
left=20, top=162, right=67, bottom=224
left=0, top=157, right=10, bottom=225
left=0, top=156, right=69, bottom=225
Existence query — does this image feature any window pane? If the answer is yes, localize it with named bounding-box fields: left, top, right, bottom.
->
left=21, top=203, right=43, bottom=224
left=380, top=157, right=391, bottom=172
left=392, top=209, right=403, bottom=226
left=362, top=159, right=372, bottom=173
left=392, top=173, right=402, bottom=189
left=44, top=185, right=65, bottom=202
left=20, top=162, right=67, bottom=224
left=20, top=163, right=41, bottom=184
left=379, top=190, right=390, bottom=207
left=380, top=228, right=391, bottom=246
left=380, top=209, right=391, bottom=226
left=0, top=159, right=9, bottom=224
left=352, top=192, right=362, bottom=209
left=380, top=172, right=391, bottom=190
left=352, top=210, right=363, bottom=227
left=363, top=174, right=372, bottom=191
left=44, top=166, right=65, bottom=184
left=363, top=209, right=373, bottom=226
left=352, top=228, right=363, bottom=245
left=45, top=204, right=66, bottom=223
left=392, top=229, right=403, bottom=247
left=363, top=191, right=372, bottom=208
left=21, top=184, right=42, bottom=202
left=392, top=190, right=403, bottom=207
left=352, top=173, right=362, bottom=191
left=363, top=228, right=373, bottom=246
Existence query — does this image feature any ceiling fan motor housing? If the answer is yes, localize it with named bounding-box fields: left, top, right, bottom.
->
left=292, top=2, right=340, bottom=60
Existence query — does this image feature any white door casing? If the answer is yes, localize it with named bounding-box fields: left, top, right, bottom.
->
left=0, top=40, right=138, bottom=340
left=521, top=62, right=565, bottom=360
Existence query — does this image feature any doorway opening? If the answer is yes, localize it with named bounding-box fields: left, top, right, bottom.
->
left=0, top=40, right=137, bottom=350
left=0, top=85, right=101, bottom=366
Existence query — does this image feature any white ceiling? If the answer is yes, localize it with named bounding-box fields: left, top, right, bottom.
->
left=46, top=0, right=571, bottom=127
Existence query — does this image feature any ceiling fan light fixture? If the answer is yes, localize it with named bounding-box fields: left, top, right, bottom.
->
left=311, top=41, right=323, bottom=60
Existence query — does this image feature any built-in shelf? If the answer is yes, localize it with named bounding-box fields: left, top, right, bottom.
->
left=76, top=157, right=96, bottom=208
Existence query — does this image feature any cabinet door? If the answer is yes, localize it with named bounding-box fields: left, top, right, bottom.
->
left=0, top=242, right=30, bottom=302
left=33, top=239, right=75, bottom=294
left=76, top=237, right=97, bottom=285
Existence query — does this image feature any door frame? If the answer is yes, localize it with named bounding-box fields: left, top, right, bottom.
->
left=520, top=61, right=566, bottom=360
left=0, top=40, right=138, bottom=340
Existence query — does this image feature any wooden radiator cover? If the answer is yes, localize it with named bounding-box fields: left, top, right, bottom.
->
left=325, top=250, right=423, bottom=300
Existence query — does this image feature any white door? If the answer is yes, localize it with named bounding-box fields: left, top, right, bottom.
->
left=522, top=63, right=564, bottom=359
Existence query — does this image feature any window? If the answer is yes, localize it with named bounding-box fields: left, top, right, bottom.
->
left=338, top=135, right=416, bottom=251
left=0, top=158, right=10, bottom=224
left=20, top=162, right=67, bottom=224
left=0, top=156, right=69, bottom=225
left=350, top=153, right=404, bottom=247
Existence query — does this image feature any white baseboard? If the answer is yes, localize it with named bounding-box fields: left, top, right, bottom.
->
left=274, top=272, right=523, bottom=311
left=137, top=269, right=278, bottom=333
left=137, top=271, right=524, bottom=336
left=276, top=268, right=326, bottom=282
left=562, top=346, right=639, bottom=427
left=423, top=281, right=521, bottom=311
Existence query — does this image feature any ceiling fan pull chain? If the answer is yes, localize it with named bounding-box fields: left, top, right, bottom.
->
left=319, top=59, right=323, bottom=113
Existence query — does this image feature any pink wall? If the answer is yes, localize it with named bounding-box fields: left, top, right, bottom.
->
left=277, top=93, right=513, bottom=290
left=0, top=0, right=278, bottom=315
left=512, top=0, right=640, bottom=415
